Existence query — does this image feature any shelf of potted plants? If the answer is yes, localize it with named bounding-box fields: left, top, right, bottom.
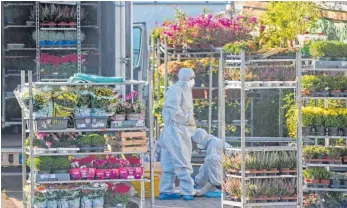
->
left=221, top=48, right=300, bottom=207
left=297, top=46, right=347, bottom=207
left=17, top=70, right=154, bottom=208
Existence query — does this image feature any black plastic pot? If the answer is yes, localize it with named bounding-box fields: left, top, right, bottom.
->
left=343, top=180, right=347, bottom=186
left=91, top=145, right=105, bottom=152
left=38, top=170, right=51, bottom=174
left=328, top=127, right=339, bottom=136
left=302, top=127, right=312, bottom=136
left=80, top=145, right=92, bottom=152
left=343, top=128, right=347, bottom=136
left=315, top=127, right=326, bottom=136
left=331, top=179, right=342, bottom=185
left=52, top=169, right=69, bottom=174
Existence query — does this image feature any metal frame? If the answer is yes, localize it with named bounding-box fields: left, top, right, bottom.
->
left=20, top=71, right=154, bottom=208
left=221, top=49, right=300, bottom=207
left=297, top=51, right=347, bottom=207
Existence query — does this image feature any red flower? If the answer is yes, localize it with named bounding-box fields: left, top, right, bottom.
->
left=114, top=183, right=130, bottom=194
left=52, top=56, right=60, bottom=66
left=69, top=54, right=78, bottom=63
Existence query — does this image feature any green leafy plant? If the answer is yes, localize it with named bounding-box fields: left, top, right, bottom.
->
left=304, top=167, right=331, bottom=180
left=90, top=134, right=105, bottom=146
left=27, top=156, right=53, bottom=171
left=78, top=135, right=91, bottom=145
left=53, top=157, right=70, bottom=170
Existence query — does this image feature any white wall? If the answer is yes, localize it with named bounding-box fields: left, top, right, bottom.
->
left=133, top=2, right=227, bottom=32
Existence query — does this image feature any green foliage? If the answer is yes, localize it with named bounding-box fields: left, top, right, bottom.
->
left=78, top=135, right=91, bottom=145
left=53, top=157, right=70, bottom=170
left=304, top=167, right=331, bottom=180
left=27, top=156, right=53, bottom=171
left=90, top=134, right=105, bottom=145
left=309, top=41, right=347, bottom=59
left=260, top=2, right=320, bottom=48
left=314, top=19, right=347, bottom=42
left=253, top=98, right=279, bottom=137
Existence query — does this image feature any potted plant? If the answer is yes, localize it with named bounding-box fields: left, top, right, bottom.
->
left=302, top=107, right=314, bottom=136
left=342, top=109, right=347, bottom=136
left=78, top=135, right=91, bottom=152
left=52, top=156, right=70, bottom=173
left=90, top=134, right=105, bottom=152
left=325, top=109, right=340, bottom=136
left=223, top=179, right=241, bottom=202
left=25, top=136, right=48, bottom=154
left=312, top=107, right=326, bottom=136
left=105, top=183, right=131, bottom=208
left=27, top=156, right=53, bottom=174
left=25, top=185, right=47, bottom=208
left=330, top=172, right=342, bottom=186
left=109, top=102, right=126, bottom=128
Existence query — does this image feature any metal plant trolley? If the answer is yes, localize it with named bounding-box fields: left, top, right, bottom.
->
left=18, top=70, right=155, bottom=208
left=297, top=52, right=347, bottom=207
left=220, top=50, right=300, bottom=208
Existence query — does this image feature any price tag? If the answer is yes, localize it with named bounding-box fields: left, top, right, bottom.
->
left=77, top=124, right=86, bottom=128
left=342, top=62, right=347, bottom=67
left=136, top=120, right=145, bottom=127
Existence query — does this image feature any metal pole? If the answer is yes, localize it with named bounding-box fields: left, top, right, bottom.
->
left=296, top=50, right=304, bottom=208
left=35, top=1, right=40, bottom=81
left=164, top=40, right=168, bottom=92
left=279, top=89, right=283, bottom=137
left=148, top=45, right=155, bottom=205
left=28, top=70, right=34, bottom=207
left=208, top=56, right=213, bottom=135
left=218, top=49, right=226, bottom=207
left=156, top=39, right=161, bottom=101
left=140, top=153, right=145, bottom=208
left=21, top=70, right=27, bottom=208
left=250, top=96, right=254, bottom=137
left=77, top=2, right=81, bottom=73
left=97, top=1, right=102, bottom=75
left=240, top=49, right=246, bottom=207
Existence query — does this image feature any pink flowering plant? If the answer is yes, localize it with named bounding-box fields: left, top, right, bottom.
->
left=124, top=91, right=145, bottom=114
left=157, top=8, right=258, bottom=47
left=40, top=53, right=88, bottom=77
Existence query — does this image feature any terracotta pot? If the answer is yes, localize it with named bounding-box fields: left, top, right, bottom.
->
left=331, top=90, right=341, bottom=93
left=173, top=44, right=183, bottom=49
left=320, top=179, right=330, bottom=184
left=186, top=43, right=199, bottom=49
left=68, top=22, right=77, bottom=28
left=343, top=156, right=347, bottom=163
left=213, top=42, right=224, bottom=48
left=281, top=195, right=297, bottom=201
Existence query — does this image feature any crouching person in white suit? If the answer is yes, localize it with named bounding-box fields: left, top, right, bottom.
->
left=192, top=128, right=231, bottom=198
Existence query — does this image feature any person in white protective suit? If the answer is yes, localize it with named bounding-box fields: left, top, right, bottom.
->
left=192, top=128, right=231, bottom=197
left=158, top=68, right=196, bottom=201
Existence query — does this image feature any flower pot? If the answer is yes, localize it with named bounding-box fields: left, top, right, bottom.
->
left=302, top=126, right=312, bottom=136
left=343, top=128, right=347, bottom=136
left=39, top=41, right=46, bottom=47
left=46, top=41, right=55, bottom=46
left=173, top=44, right=183, bottom=49
left=81, top=197, right=92, bottom=208
left=57, top=22, right=69, bottom=27
left=38, top=170, right=51, bottom=174
left=343, top=156, right=347, bottom=163
left=69, top=168, right=81, bottom=180
left=320, top=179, right=330, bottom=185
left=127, top=113, right=145, bottom=121
left=67, top=198, right=80, bottom=208
left=68, top=22, right=77, bottom=28
left=331, top=179, right=341, bottom=185
left=315, top=126, right=326, bottom=136
left=213, top=42, right=224, bottom=48
left=80, top=144, right=92, bottom=152
left=328, top=127, right=339, bottom=136
left=52, top=169, right=69, bottom=174
left=343, top=180, right=347, bottom=186
left=334, top=57, right=347, bottom=61
left=91, top=145, right=104, bottom=152
left=199, top=43, right=211, bottom=49
left=318, top=57, right=332, bottom=61
left=33, top=201, right=47, bottom=208
left=104, top=204, right=127, bottom=208
left=186, top=43, right=199, bottom=50
left=92, top=197, right=104, bottom=207
left=95, top=169, right=106, bottom=180
left=26, top=21, right=35, bottom=26
left=111, top=114, right=126, bottom=121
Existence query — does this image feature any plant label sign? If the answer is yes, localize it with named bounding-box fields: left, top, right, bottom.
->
left=342, top=62, right=347, bottom=67
left=92, top=121, right=106, bottom=128
left=112, top=121, right=123, bottom=127
left=77, top=123, right=86, bottom=128
left=136, top=119, right=145, bottom=127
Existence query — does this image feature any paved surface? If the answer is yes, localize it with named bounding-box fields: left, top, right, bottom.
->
left=131, top=197, right=222, bottom=208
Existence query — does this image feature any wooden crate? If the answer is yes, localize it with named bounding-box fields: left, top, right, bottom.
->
left=106, top=131, right=147, bottom=153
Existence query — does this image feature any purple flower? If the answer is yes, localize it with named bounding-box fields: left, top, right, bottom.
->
left=37, top=133, right=48, bottom=140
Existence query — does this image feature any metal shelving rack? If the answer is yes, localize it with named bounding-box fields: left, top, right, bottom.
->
left=220, top=50, right=300, bottom=208
left=19, top=70, right=155, bottom=208
left=297, top=51, right=347, bottom=207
